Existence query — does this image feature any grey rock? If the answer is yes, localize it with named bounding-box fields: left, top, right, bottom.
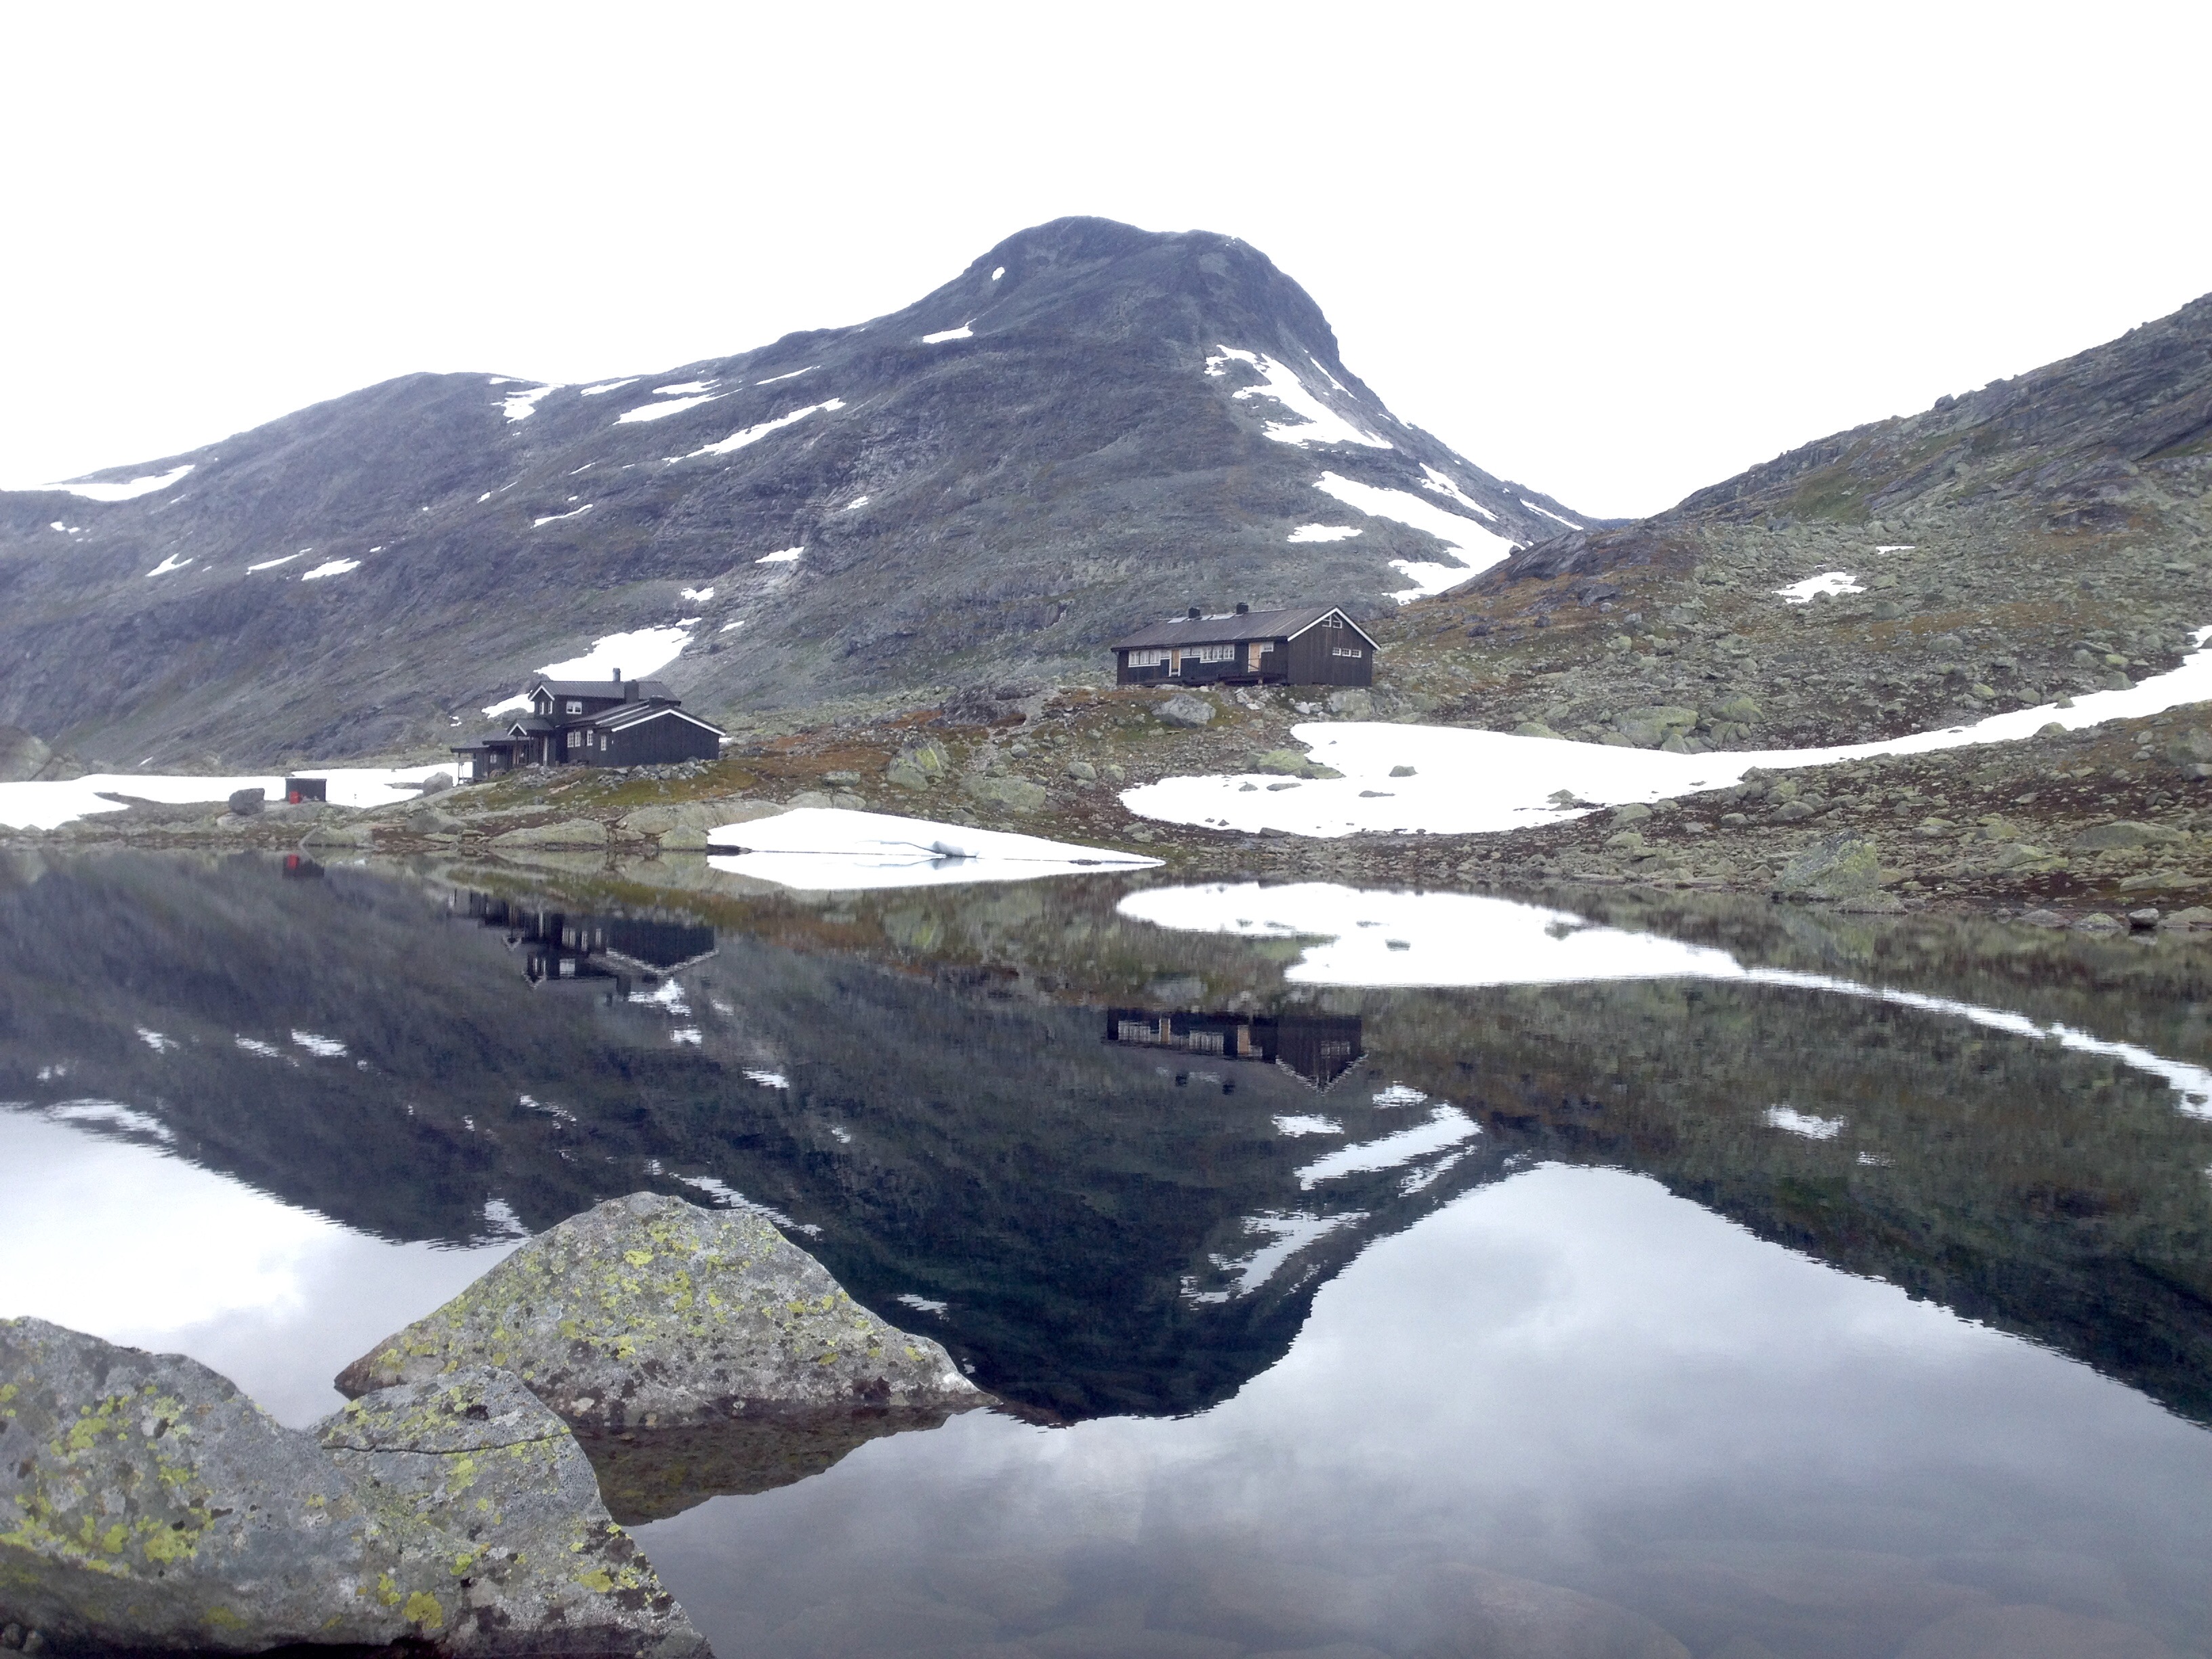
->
left=1388, top=764, right=1417, bottom=777
left=317, top=1369, right=708, bottom=1657
left=0, top=729, right=56, bottom=784
left=299, top=821, right=371, bottom=849
left=1612, top=705, right=1698, bottom=747
left=1063, top=759, right=1097, bottom=781
left=657, top=825, right=712, bottom=851
left=336, top=1192, right=988, bottom=1432
left=619, top=798, right=773, bottom=836
left=2159, top=905, right=2212, bottom=929
left=885, top=761, right=930, bottom=792
left=1775, top=833, right=1887, bottom=901
left=1610, top=803, right=1652, bottom=827
left=2073, top=912, right=2125, bottom=933
left=785, top=790, right=834, bottom=810
left=2068, top=820, right=2186, bottom=851
left=1513, top=721, right=1564, bottom=740
left=415, top=771, right=454, bottom=796
left=0, top=1315, right=402, bottom=1654
left=224, top=787, right=264, bottom=817
left=1157, top=693, right=1216, bottom=729
left=1324, top=689, right=1374, bottom=718
left=963, top=775, right=1048, bottom=813
left=2016, top=908, right=2069, bottom=927
left=492, top=817, right=609, bottom=850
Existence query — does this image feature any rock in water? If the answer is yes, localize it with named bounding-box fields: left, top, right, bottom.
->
left=316, top=1369, right=708, bottom=1657
left=0, top=1319, right=711, bottom=1657
left=336, top=1193, right=987, bottom=1432
left=0, top=1317, right=401, bottom=1654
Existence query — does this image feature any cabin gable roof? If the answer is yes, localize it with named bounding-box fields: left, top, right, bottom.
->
left=1109, top=605, right=1377, bottom=652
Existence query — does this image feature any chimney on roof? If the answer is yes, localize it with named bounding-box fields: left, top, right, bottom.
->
left=1235, top=601, right=1249, bottom=613
left=613, top=668, right=621, bottom=682
left=1187, top=606, right=1202, bottom=620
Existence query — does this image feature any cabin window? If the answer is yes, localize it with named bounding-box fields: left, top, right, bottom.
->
left=1125, top=649, right=1170, bottom=668
left=1187, top=643, right=1235, bottom=663
left=1332, top=646, right=1363, bottom=658
left=566, top=700, right=582, bottom=714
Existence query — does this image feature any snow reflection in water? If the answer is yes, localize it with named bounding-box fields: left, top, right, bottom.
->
left=1118, top=882, right=2212, bottom=1117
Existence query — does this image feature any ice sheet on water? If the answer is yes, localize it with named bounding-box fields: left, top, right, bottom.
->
left=705, top=806, right=1160, bottom=893
left=1197, top=1211, right=1362, bottom=1300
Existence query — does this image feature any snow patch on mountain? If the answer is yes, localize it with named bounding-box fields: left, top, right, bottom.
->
left=1288, top=524, right=1362, bottom=543
left=579, top=377, right=640, bottom=397
left=675, top=400, right=845, bottom=462
left=921, top=323, right=975, bottom=344
left=1311, top=472, right=1519, bottom=600
left=144, top=554, right=193, bottom=577
left=300, top=558, right=360, bottom=581
left=501, top=384, right=561, bottom=422
left=480, top=623, right=697, bottom=715
left=1206, top=347, right=1391, bottom=451
left=617, top=394, right=722, bottom=424
left=756, top=547, right=804, bottom=565
left=14, top=464, right=194, bottom=502
left=755, top=366, right=819, bottom=385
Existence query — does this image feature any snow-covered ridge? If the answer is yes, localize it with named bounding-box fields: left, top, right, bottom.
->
left=674, top=399, right=844, bottom=462
left=1122, top=625, right=2212, bottom=839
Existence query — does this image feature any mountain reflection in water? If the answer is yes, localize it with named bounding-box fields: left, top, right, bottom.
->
left=3, top=851, right=2211, bottom=1654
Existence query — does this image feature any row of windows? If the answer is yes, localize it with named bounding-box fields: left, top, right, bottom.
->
left=1126, top=640, right=1284, bottom=669
left=1332, top=646, right=1363, bottom=658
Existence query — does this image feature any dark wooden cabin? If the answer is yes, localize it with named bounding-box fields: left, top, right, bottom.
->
left=451, top=670, right=725, bottom=779
left=1109, top=603, right=1377, bottom=689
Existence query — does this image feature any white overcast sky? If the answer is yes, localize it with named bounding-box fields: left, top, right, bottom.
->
left=5, top=2, right=2207, bottom=520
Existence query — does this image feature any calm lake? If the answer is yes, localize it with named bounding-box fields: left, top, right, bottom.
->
left=5, top=849, right=2210, bottom=1658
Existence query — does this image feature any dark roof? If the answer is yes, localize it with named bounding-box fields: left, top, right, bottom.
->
left=528, top=676, right=676, bottom=702
left=1109, top=605, right=1376, bottom=651
left=508, top=714, right=555, bottom=734
left=588, top=703, right=726, bottom=738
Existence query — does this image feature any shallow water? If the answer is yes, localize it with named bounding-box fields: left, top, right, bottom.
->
left=3, top=850, right=2210, bottom=1656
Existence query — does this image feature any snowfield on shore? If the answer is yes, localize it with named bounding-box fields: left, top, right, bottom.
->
left=0, top=764, right=455, bottom=832
left=1121, top=627, right=2212, bottom=838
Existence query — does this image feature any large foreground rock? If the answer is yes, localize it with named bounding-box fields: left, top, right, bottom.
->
left=337, top=1193, right=987, bottom=1433
left=1, top=1319, right=708, bottom=1655
left=317, top=1369, right=708, bottom=1656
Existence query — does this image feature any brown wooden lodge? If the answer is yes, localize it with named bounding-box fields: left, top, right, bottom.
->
left=1109, top=603, right=1377, bottom=689
left=452, top=670, right=725, bottom=779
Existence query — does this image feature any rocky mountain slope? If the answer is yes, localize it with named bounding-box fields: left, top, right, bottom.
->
left=0, top=217, right=1590, bottom=769
left=1378, top=290, right=2212, bottom=750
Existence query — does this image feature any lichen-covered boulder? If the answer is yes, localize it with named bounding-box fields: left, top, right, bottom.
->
left=0, top=1316, right=403, bottom=1654
left=1774, top=833, right=1888, bottom=901
left=317, top=1369, right=708, bottom=1657
left=336, top=1193, right=987, bottom=1432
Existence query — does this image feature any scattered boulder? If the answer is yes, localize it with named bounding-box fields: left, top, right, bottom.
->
left=1325, top=689, right=1374, bottom=719
left=1706, top=694, right=1763, bottom=724
left=1610, top=804, right=1652, bottom=827
left=1774, top=833, right=1887, bottom=902
left=225, top=787, right=265, bottom=817
left=1514, top=721, right=1564, bottom=740
left=963, top=775, right=1048, bottom=813
left=493, top=819, right=609, bottom=851
left=1613, top=705, right=1699, bottom=748
left=885, top=760, right=930, bottom=792
left=413, top=771, right=455, bottom=797
left=401, top=805, right=463, bottom=838
left=2016, top=908, right=2068, bottom=928
left=785, top=790, right=834, bottom=810
left=336, top=1192, right=988, bottom=1433
left=2073, top=912, right=2125, bottom=934
left=886, top=741, right=951, bottom=792
left=658, top=825, right=712, bottom=852
left=1157, top=693, right=1215, bottom=729
left=2068, top=821, right=2188, bottom=851
left=1389, top=764, right=1416, bottom=777
left=619, top=798, right=772, bottom=837
left=1063, top=759, right=1097, bottom=782
left=1253, top=750, right=1313, bottom=776
left=299, top=821, right=371, bottom=850
left=2160, top=906, right=2212, bottom=929
left=317, top=1369, right=708, bottom=1656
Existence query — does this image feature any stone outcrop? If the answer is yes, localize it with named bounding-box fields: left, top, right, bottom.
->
left=0, top=1318, right=708, bottom=1656
left=491, top=819, right=609, bottom=851
left=1155, top=693, right=1215, bottom=729
left=316, top=1369, right=707, bottom=1656
left=337, top=1193, right=987, bottom=1433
